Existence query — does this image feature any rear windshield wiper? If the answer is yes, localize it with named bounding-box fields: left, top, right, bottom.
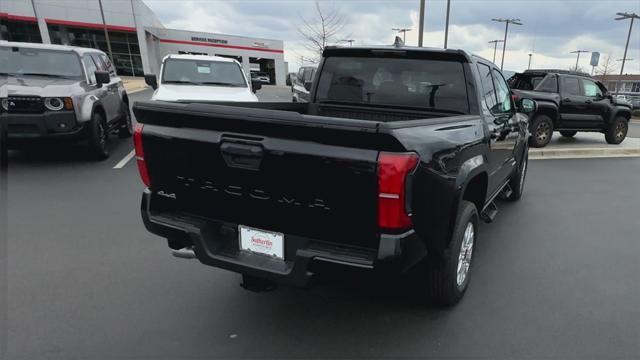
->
left=19, top=73, right=73, bottom=78
left=163, top=80, right=202, bottom=85
left=200, top=81, right=245, bottom=87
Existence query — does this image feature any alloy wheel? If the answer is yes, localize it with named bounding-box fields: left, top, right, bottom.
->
left=456, top=222, right=475, bottom=287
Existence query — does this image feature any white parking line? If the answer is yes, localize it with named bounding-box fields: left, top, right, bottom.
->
left=113, top=149, right=135, bottom=169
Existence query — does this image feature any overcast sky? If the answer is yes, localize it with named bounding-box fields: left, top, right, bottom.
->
left=144, top=0, right=640, bottom=74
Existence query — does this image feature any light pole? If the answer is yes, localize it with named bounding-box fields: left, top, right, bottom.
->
left=528, top=53, right=532, bottom=69
left=340, top=39, right=355, bottom=46
left=392, top=28, right=412, bottom=43
left=98, top=0, right=114, bottom=64
left=488, top=39, right=504, bottom=64
left=491, top=18, right=523, bottom=70
left=614, top=12, right=639, bottom=95
left=418, top=0, right=425, bottom=47
left=570, top=50, right=590, bottom=71
left=443, top=0, right=451, bottom=49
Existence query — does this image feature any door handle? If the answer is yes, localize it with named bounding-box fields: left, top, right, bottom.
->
left=585, top=100, right=592, bottom=104
left=563, top=98, right=571, bottom=102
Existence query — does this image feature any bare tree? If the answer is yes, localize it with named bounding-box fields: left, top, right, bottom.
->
left=297, top=1, right=347, bottom=62
left=595, top=54, right=618, bottom=81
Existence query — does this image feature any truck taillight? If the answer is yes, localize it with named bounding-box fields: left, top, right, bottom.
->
left=377, top=152, right=419, bottom=231
left=133, top=124, right=151, bottom=187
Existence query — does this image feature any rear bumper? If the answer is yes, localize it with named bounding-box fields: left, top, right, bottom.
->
left=141, top=190, right=426, bottom=286
left=6, top=112, right=85, bottom=141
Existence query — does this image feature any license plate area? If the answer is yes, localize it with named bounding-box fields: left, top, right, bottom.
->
left=239, top=225, right=284, bottom=260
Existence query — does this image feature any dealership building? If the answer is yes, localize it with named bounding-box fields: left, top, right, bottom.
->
left=1, top=0, right=287, bottom=85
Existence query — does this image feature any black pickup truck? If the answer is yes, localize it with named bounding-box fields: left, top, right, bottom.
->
left=132, top=45, right=535, bottom=305
left=509, top=70, right=632, bottom=147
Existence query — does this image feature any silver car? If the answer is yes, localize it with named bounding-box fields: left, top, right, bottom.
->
left=1, top=41, right=132, bottom=160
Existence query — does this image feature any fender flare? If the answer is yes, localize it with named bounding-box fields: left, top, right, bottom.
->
left=608, top=106, right=632, bottom=124
left=533, top=100, right=560, bottom=125
left=79, top=95, right=103, bottom=123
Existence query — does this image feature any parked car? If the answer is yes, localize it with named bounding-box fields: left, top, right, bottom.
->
left=144, top=54, right=260, bottom=103
left=286, top=72, right=296, bottom=86
left=510, top=71, right=632, bottom=147
left=292, top=65, right=316, bottom=102
left=132, top=44, right=536, bottom=306
left=1, top=41, right=132, bottom=160
left=250, top=71, right=271, bottom=84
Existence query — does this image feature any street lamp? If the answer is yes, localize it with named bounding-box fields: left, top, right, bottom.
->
left=392, top=28, right=412, bottom=43
left=528, top=53, right=532, bottom=69
left=340, top=39, right=355, bottom=46
left=614, top=12, right=639, bottom=95
left=443, top=0, right=451, bottom=49
left=488, top=39, right=504, bottom=64
left=491, top=18, right=523, bottom=70
left=570, top=50, right=590, bottom=71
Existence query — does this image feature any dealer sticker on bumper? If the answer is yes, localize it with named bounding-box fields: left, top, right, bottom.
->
left=239, top=225, right=284, bottom=260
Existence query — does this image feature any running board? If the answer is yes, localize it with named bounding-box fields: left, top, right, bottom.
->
left=481, top=201, right=498, bottom=223
left=501, top=184, right=513, bottom=199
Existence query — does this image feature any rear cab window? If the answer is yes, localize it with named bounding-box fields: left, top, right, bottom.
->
left=315, top=55, right=470, bottom=114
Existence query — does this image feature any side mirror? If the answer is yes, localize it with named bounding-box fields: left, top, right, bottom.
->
left=251, top=80, right=262, bottom=93
left=304, top=81, right=312, bottom=91
left=518, top=98, right=537, bottom=114
left=144, top=74, right=158, bottom=90
left=95, top=70, right=110, bottom=87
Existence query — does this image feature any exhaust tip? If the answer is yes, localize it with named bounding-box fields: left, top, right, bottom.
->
left=172, top=247, right=196, bottom=259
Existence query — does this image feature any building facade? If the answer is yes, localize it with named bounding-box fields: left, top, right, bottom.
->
left=1, top=0, right=286, bottom=85
left=594, top=74, right=640, bottom=97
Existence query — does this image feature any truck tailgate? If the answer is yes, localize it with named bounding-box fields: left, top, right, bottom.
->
left=134, top=101, right=404, bottom=249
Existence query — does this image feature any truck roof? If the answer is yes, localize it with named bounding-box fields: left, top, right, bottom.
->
left=524, top=69, right=592, bottom=78
left=0, top=40, right=106, bottom=56
left=323, top=45, right=473, bottom=62
left=162, top=54, right=239, bottom=63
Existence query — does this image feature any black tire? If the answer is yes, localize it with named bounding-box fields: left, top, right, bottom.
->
left=560, top=130, right=577, bottom=138
left=605, top=117, right=628, bottom=145
left=424, top=200, right=478, bottom=306
left=117, top=102, right=133, bottom=139
left=504, top=147, right=528, bottom=201
left=528, top=115, right=554, bottom=148
left=87, top=111, right=109, bottom=160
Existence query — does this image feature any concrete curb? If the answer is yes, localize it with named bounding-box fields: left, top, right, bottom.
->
left=530, top=148, right=640, bottom=160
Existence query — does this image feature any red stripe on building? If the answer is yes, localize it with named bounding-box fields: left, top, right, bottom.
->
left=159, top=38, right=284, bottom=54
left=0, top=12, right=38, bottom=22
left=44, top=18, right=136, bottom=32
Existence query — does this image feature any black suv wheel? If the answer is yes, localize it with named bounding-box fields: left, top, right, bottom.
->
left=605, top=116, right=628, bottom=145
left=87, top=111, right=109, bottom=160
left=528, top=115, right=554, bottom=148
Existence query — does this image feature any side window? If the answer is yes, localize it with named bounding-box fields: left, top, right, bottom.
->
left=476, top=63, right=497, bottom=112
left=303, top=68, right=313, bottom=82
left=535, top=75, right=557, bottom=92
left=562, top=77, right=581, bottom=96
left=491, top=69, right=512, bottom=114
left=297, top=68, right=304, bottom=83
left=91, top=54, right=106, bottom=71
left=99, top=54, right=115, bottom=75
left=83, top=55, right=98, bottom=84
left=581, top=79, right=603, bottom=98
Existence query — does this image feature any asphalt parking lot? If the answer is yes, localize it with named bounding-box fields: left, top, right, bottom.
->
left=5, top=87, right=640, bottom=359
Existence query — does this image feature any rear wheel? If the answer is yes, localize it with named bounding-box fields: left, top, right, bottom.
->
left=87, top=111, right=109, bottom=160
left=424, top=200, right=478, bottom=306
left=528, top=115, right=554, bottom=148
left=605, top=117, right=628, bottom=144
left=560, top=130, right=577, bottom=138
left=118, top=102, right=133, bottom=139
